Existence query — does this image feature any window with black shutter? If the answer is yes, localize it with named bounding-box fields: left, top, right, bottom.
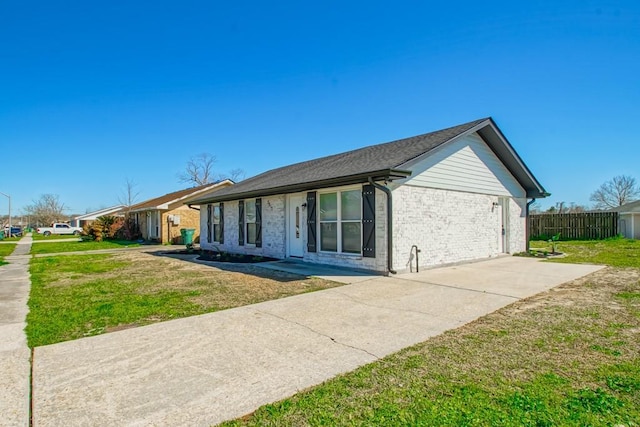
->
left=362, top=185, right=376, bottom=257
left=255, top=198, right=262, bottom=248
left=307, top=192, right=317, bottom=252
left=219, top=202, right=224, bottom=244
left=206, top=204, right=213, bottom=244
left=238, top=200, right=245, bottom=246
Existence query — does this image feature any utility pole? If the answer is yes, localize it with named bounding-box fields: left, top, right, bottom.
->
left=0, top=191, right=10, bottom=237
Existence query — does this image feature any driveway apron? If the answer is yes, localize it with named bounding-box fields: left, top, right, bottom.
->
left=0, top=236, right=32, bottom=427
left=32, top=257, right=603, bottom=426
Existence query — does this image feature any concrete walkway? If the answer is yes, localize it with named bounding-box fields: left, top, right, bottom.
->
left=31, top=256, right=603, bottom=426
left=0, top=234, right=32, bottom=427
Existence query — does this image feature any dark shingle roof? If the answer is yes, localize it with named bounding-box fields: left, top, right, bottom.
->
left=191, top=117, right=547, bottom=204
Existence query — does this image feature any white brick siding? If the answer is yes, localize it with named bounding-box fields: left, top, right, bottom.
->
left=199, top=186, right=526, bottom=274
left=200, top=195, right=286, bottom=259
left=508, top=197, right=527, bottom=254
left=391, top=185, right=526, bottom=273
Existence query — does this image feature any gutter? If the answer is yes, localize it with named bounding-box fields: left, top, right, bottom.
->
left=187, top=204, right=200, bottom=211
left=368, top=177, right=396, bottom=275
left=526, top=198, right=536, bottom=251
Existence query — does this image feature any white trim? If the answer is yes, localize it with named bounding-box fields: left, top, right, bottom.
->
left=244, top=198, right=257, bottom=247
left=317, top=186, right=363, bottom=255
left=74, top=205, right=125, bottom=221
left=286, top=193, right=306, bottom=258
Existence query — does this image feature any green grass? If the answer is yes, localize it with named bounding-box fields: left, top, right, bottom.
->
left=26, top=254, right=192, bottom=347
left=1, top=235, right=22, bottom=241
left=25, top=253, right=340, bottom=347
left=29, top=239, right=140, bottom=254
left=0, top=243, right=16, bottom=265
left=31, top=233, right=82, bottom=241
left=530, top=237, right=640, bottom=267
left=222, top=241, right=640, bottom=426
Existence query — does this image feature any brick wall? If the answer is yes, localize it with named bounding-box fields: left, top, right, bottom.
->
left=161, top=205, right=202, bottom=244
left=508, top=197, right=527, bottom=254
left=392, top=185, right=526, bottom=272
left=200, top=189, right=389, bottom=273
left=200, top=195, right=286, bottom=259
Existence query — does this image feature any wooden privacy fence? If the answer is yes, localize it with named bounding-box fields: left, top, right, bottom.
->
left=529, top=212, right=619, bottom=240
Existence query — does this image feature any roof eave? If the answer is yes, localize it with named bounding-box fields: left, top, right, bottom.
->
left=190, top=169, right=411, bottom=204
left=476, top=119, right=549, bottom=199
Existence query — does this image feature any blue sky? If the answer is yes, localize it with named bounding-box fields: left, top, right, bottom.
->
left=1, top=1, right=638, bottom=219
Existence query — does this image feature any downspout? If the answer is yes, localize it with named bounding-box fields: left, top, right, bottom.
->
left=526, top=198, right=536, bottom=251
left=368, top=177, right=396, bottom=274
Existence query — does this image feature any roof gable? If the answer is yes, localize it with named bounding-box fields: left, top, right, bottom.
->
left=611, top=200, right=640, bottom=212
left=73, top=205, right=125, bottom=221
left=191, top=118, right=548, bottom=204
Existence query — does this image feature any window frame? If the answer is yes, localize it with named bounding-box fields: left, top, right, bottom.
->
left=245, top=199, right=257, bottom=246
left=318, top=187, right=362, bottom=255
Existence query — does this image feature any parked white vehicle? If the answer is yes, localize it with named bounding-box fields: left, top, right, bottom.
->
left=36, top=223, right=82, bottom=236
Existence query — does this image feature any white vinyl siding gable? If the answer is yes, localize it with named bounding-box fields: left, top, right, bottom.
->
left=401, top=133, right=526, bottom=197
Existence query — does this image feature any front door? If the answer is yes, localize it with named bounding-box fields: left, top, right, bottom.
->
left=147, top=211, right=159, bottom=240
left=288, top=195, right=305, bottom=257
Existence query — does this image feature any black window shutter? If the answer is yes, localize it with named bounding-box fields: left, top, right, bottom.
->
left=307, top=192, right=317, bottom=252
left=362, top=185, right=376, bottom=257
left=219, top=202, right=224, bottom=244
left=207, top=204, right=213, bottom=244
left=255, top=198, right=262, bottom=248
left=238, top=200, right=245, bottom=246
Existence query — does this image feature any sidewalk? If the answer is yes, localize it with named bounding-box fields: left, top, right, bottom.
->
left=0, top=234, right=32, bottom=426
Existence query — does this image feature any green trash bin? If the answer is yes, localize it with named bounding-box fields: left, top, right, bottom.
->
left=0, top=230, right=4, bottom=240
left=180, top=228, right=196, bottom=246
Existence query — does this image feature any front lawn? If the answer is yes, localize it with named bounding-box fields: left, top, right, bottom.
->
left=26, top=252, right=341, bottom=347
left=222, top=239, right=640, bottom=426
left=0, top=243, right=16, bottom=265
left=30, top=239, right=140, bottom=254
left=31, top=233, right=82, bottom=241
left=530, top=237, right=640, bottom=267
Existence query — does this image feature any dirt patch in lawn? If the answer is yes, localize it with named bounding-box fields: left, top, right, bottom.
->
left=28, top=251, right=343, bottom=346
left=115, top=251, right=339, bottom=308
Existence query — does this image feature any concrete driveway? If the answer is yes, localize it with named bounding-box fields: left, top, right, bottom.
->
left=32, top=256, right=602, bottom=426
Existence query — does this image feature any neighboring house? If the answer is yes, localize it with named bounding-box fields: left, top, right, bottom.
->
left=189, top=118, right=549, bottom=274
left=130, top=181, right=233, bottom=244
left=70, top=205, right=125, bottom=228
left=611, top=200, right=640, bottom=239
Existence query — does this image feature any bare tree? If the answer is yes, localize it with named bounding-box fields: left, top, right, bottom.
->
left=178, top=153, right=245, bottom=186
left=24, top=194, right=67, bottom=226
left=179, top=153, right=217, bottom=186
left=118, top=178, right=141, bottom=210
left=567, top=202, right=588, bottom=213
left=227, top=168, right=245, bottom=182
left=589, top=175, right=640, bottom=210
left=116, top=178, right=142, bottom=240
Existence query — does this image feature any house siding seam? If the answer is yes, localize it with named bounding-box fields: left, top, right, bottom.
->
left=391, top=186, right=526, bottom=273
